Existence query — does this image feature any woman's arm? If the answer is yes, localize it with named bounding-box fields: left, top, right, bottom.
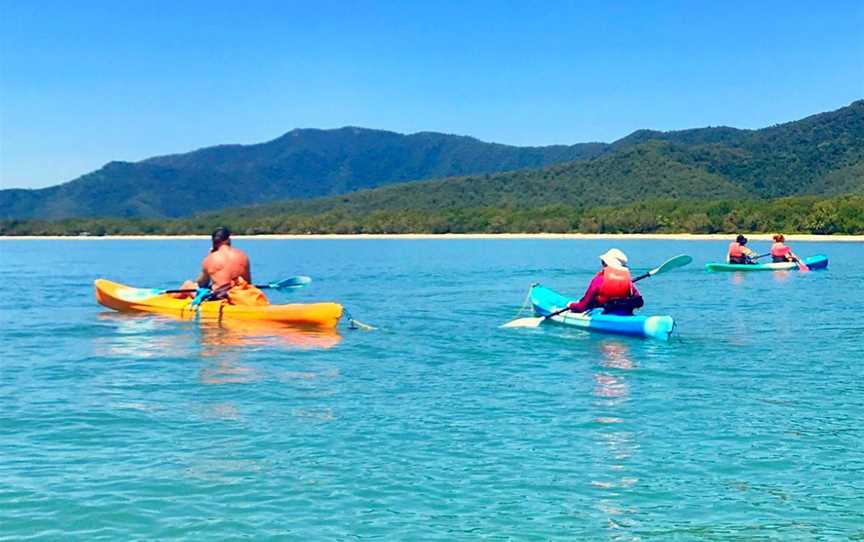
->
left=568, top=274, right=603, bottom=313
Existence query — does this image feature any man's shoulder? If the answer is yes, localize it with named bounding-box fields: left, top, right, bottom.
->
left=202, top=251, right=220, bottom=266
left=230, top=247, right=250, bottom=260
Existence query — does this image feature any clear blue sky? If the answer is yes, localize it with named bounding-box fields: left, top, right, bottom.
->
left=1, top=0, right=862, bottom=188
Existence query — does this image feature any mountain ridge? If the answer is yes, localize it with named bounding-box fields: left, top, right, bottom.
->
left=1, top=100, right=862, bottom=219
left=0, top=127, right=610, bottom=219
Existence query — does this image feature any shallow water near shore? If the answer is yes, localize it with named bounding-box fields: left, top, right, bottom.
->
left=1, top=239, right=862, bottom=539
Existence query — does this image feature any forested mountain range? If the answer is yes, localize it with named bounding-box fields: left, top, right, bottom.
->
left=204, top=100, right=863, bottom=221
left=1, top=100, right=861, bottom=224
left=0, top=128, right=606, bottom=219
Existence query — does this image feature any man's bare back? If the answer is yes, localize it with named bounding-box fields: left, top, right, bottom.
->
left=201, top=245, right=251, bottom=290
left=176, top=227, right=252, bottom=295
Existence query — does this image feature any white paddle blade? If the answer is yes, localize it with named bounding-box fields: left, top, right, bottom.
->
left=348, top=318, right=376, bottom=331
left=500, top=317, right=546, bottom=329
left=270, top=276, right=312, bottom=289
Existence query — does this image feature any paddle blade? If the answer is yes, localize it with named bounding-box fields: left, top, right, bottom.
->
left=121, top=287, right=169, bottom=301
left=348, top=318, right=376, bottom=331
left=649, top=254, right=692, bottom=276
left=266, top=276, right=312, bottom=290
left=500, top=317, right=546, bottom=329
left=797, top=260, right=809, bottom=273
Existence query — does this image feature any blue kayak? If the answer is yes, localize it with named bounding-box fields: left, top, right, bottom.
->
left=530, top=283, right=675, bottom=341
left=704, top=254, right=828, bottom=272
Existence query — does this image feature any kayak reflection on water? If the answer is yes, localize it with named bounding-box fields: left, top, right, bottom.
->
left=94, top=312, right=198, bottom=360
left=198, top=320, right=342, bottom=354
left=591, top=340, right=640, bottom=530
left=593, top=341, right=635, bottom=402
left=198, top=322, right=341, bottom=386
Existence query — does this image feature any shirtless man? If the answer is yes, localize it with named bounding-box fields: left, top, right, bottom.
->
left=177, top=227, right=252, bottom=296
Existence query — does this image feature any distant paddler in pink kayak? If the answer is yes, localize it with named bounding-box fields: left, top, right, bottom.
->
left=566, top=249, right=644, bottom=316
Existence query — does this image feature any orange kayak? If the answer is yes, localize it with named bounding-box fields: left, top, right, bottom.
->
left=94, top=279, right=343, bottom=328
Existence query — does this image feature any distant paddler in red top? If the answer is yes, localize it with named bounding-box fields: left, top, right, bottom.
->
left=770, top=233, right=809, bottom=271
left=770, top=233, right=799, bottom=263
left=174, top=227, right=268, bottom=305
left=727, top=234, right=758, bottom=264
left=567, top=249, right=644, bottom=315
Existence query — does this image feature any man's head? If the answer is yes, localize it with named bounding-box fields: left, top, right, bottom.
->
left=211, top=227, right=232, bottom=252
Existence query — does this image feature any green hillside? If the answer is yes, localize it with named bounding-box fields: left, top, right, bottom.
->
left=1, top=100, right=862, bottom=232
left=3, top=195, right=862, bottom=235
left=218, top=141, right=748, bottom=217
left=0, top=128, right=606, bottom=219
left=613, top=100, right=864, bottom=196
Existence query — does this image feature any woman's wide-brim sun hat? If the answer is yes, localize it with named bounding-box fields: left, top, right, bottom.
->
left=600, top=248, right=628, bottom=269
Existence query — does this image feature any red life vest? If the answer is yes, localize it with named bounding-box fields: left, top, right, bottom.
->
left=595, top=267, right=633, bottom=305
left=771, top=242, right=790, bottom=258
left=728, top=242, right=745, bottom=258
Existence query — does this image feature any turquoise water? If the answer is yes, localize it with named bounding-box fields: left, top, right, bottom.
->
left=1, top=239, right=862, bottom=540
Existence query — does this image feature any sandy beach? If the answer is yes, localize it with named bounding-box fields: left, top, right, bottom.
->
left=1, top=233, right=862, bottom=241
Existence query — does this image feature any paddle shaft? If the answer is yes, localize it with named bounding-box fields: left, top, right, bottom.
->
left=754, top=253, right=807, bottom=269
left=630, top=271, right=654, bottom=282
left=164, top=282, right=280, bottom=294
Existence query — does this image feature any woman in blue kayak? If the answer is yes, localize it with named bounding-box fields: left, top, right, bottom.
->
left=727, top=234, right=758, bottom=264
left=567, top=249, right=644, bottom=315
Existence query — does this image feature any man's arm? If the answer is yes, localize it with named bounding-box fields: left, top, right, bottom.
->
left=195, top=259, right=211, bottom=288
left=243, top=259, right=252, bottom=283
left=195, top=270, right=210, bottom=288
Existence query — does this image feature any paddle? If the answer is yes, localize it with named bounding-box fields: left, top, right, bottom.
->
left=158, top=276, right=312, bottom=295
left=501, top=254, right=692, bottom=329
left=754, top=252, right=808, bottom=271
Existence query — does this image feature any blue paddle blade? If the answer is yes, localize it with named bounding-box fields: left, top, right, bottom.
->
left=267, top=276, right=312, bottom=290
left=649, top=254, right=692, bottom=276
left=190, top=288, right=211, bottom=307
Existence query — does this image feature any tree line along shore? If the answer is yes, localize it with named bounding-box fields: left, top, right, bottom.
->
left=1, top=195, right=861, bottom=236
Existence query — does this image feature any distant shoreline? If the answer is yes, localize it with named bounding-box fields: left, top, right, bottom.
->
left=1, top=233, right=862, bottom=242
